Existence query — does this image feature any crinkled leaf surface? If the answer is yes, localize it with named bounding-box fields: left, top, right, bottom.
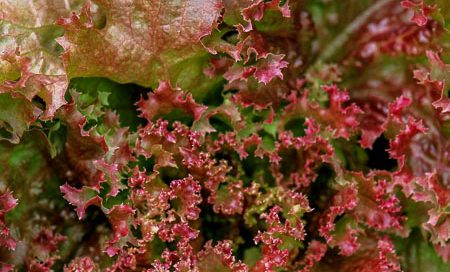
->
left=0, top=0, right=449, bottom=271
left=0, top=94, right=40, bottom=143
left=57, top=0, right=222, bottom=87
left=0, top=0, right=83, bottom=138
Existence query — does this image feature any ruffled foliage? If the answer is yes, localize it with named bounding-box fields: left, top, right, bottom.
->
left=0, top=0, right=450, bottom=271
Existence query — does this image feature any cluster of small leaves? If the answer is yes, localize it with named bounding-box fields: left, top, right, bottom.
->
left=1, top=0, right=450, bottom=271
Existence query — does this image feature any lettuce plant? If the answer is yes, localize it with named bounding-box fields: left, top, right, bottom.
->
left=0, top=0, right=449, bottom=271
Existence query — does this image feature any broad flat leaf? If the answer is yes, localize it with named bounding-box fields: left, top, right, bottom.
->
left=0, top=0, right=84, bottom=27
left=0, top=0, right=82, bottom=128
left=57, top=0, right=222, bottom=87
left=0, top=94, right=40, bottom=143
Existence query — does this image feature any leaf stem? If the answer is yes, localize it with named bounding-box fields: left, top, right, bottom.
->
left=315, top=0, right=396, bottom=64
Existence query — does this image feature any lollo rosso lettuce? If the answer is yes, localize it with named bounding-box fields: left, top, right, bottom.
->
left=0, top=0, right=449, bottom=271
